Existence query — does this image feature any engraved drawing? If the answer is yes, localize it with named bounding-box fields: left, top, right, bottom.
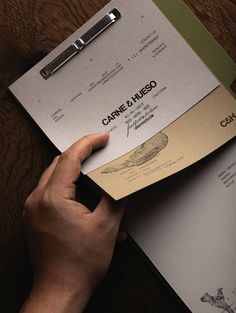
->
left=102, top=132, right=168, bottom=173
left=201, top=288, right=235, bottom=313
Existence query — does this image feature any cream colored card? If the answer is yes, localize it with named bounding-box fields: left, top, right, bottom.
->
left=9, top=0, right=219, bottom=173
left=88, top=85, right=236, bottom=199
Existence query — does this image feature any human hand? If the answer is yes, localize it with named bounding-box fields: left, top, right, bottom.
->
left=22, top=133, right=125, bottom=313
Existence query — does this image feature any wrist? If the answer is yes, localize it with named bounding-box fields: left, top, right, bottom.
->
left=21, top=272, right=92, bottom=313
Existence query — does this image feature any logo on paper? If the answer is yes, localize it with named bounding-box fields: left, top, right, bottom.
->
left=220, top=113, right=236, bottom=128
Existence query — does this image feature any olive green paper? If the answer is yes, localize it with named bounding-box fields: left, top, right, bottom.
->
left=154, top=0, right=236, bottom=97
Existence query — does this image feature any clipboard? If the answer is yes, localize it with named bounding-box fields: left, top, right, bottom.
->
left=9, top=0, right=236, bottom=200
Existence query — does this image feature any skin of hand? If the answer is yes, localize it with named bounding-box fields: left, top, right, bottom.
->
left=21, top=133, right=126, bottom=313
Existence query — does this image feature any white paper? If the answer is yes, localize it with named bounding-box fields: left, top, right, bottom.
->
left=127, top=140, right=236, bottom=313
left=9, top=0, right=219, bottom=173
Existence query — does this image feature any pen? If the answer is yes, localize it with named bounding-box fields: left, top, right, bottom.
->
left=40, top=8, right=121, bottom=79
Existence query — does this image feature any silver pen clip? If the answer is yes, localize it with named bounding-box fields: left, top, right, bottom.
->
left=40, top=8, right=121, bottom=79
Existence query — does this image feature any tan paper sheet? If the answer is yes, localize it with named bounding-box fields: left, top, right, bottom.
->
left=88, top=85, right=236, bottom=199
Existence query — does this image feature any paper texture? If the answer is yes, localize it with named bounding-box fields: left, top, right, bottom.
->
left=9, top=0, right=219, bottom=173
left=126, top=139, right=236, bottom=313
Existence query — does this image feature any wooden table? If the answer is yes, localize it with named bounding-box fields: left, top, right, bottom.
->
left=0, top=1, right=235, bottom=312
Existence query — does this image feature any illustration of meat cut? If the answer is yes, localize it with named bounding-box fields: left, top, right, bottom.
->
left=102, top=132, right=168, bottom=173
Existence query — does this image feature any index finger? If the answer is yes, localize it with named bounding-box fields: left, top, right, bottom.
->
left=49, top=133, right=109, bottom=190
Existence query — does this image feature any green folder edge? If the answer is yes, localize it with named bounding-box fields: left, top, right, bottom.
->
left=153, top=0, right=236, bottom=98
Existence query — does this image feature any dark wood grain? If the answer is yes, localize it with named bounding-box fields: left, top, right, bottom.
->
left=0, top=1, right=235, bottom=312
left=184, top=0, right=236, bottom=61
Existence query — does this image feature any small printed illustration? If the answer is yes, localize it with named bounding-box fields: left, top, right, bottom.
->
left=201, top=288, right=235, bottom=313
left=102, top=132, right=168, bottom=173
